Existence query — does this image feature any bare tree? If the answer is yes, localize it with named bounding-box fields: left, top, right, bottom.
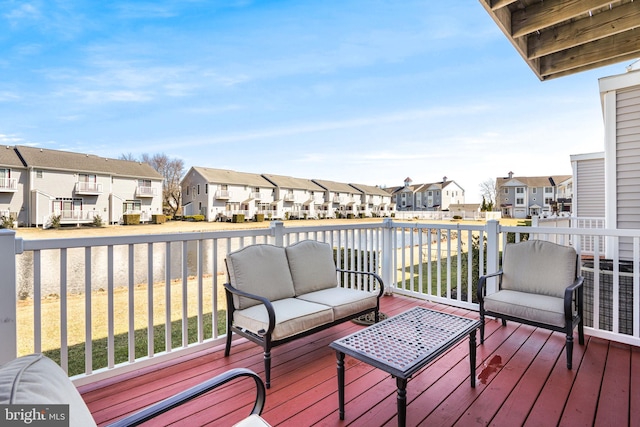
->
left=479, top=178, right=497, bottom=211
left=120, top=153, right=185, bottom=216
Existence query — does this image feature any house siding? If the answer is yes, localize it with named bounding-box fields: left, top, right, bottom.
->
left=573, top=155, right=605, bottom=218
left=615, top=87, right=640, bottom=258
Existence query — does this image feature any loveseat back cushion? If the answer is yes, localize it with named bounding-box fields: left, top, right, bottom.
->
left=0, top=353, right=97, bottom=427
left=226, top=244, right=296, bottom=309
left=285, top=240, right=338, bottom=296
left=501, top=240, right=576, bottom=298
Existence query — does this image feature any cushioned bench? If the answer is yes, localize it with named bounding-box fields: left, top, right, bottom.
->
left=0, top=353, right=270, bottom=426
left=224, top=240, right=385, bottom=388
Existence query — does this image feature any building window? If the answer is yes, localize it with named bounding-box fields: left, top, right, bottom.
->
left=197, top=184, right=200, bottom=195
left=545, top=197, right=553, bottom=205
left=504, top=188, right=509, bottom=194
left=516, top=187, right=524, bottom=194
left=544, top=186, right=553, bottom=193
left=516, top=198, right=524, bottom=205
left=532, top=188, right=537, bottom=193
left=138, top=179, right=151, bottom=187
left=186, top=186, right=189, bottom=195
left=205, top=183, right=208, bottom=194
left=123, top=200, right=141, bottom=212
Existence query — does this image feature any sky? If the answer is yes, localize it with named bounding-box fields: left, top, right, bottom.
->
left=0, top=0, right=632, bottom=203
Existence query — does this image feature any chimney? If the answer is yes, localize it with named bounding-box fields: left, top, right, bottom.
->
left=442, top=176, right=447, bottom=182
left=508, top=171, right=513, bottom=179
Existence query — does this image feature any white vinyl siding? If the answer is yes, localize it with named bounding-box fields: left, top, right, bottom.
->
left=575, top=157, right=605, bottom=217
left=616, top=87, right=640, bottom=258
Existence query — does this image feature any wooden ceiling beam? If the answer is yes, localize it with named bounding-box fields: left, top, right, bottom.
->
left=512, top=0, right=616, bottom=38
left=528, top=2, right=640, bottom=59
left=540, top=29, right=640, bottom=77
left=542, top=50, right=640, bottom=80
left=490, top=0, right=519, bottom=11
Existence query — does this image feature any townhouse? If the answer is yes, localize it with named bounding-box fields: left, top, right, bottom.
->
left=495, top=171, right=572, bottom=219
left=181, top=167, right=275, bottom=221
left=389, top=177, right=465, bottom=211
left=348, top=183, right=393, bottom=217
left=261, top=174, right=326, bottom=219
left=0, top=146, right=163, bottom=227
left=311, top=179, right=362, bottom=218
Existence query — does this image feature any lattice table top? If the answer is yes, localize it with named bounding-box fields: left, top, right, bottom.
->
left=331, top=307, right=480, bottom=378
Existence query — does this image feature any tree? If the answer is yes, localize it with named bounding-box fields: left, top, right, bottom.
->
left=120, top=153, right=184, bottom=217
left=479, top=178, right=497, bottom=211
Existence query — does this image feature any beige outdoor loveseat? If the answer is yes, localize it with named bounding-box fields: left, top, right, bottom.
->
left=224, top=240, right=385, bottom=388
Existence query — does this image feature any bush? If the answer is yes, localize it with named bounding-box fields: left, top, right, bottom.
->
left=0, top=215, right=14, bottom=229
left=347, top=213, right=355, bottom=219
left=123, top=214, right=140, bottom=225
left=50, top=214, right=61, bottom=229
left=92, top=214, right=103, bottom=227
left=232, top=214, right=245, bottom=223
left=254, top=213, right=264, bottom=222
left=152, top=214, right=166, bottom=224
left=453, top=215, right=463, bottom=220
left=184, top=215, right=205, bottom=222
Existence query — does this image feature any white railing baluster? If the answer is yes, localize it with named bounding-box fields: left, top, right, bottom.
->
left=182, top=241, right=188, bottom=348
left=34, top=250, right=41, bottom=354
left=165, top=242, right=171, bottom=353
left=197, top=239, right=204, bottom=343
left=146, top=243, right=153, bottom=358
left=60, top=248, right=68, bottom=373
left=107, top=245, right=114, bottom=368
left=128, top=244, right=135, bottom=362
left=85, top=247, right=92, bottom=375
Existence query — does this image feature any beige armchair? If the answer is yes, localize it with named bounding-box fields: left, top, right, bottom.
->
left=477, top=240, right=584, bottom=369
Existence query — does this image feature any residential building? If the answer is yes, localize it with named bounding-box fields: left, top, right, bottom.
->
left=0, top=146, right=28, bottom=225
left=496, top=171, right=572, bottom=219
left=181, top=167, right=274, bottom=221
left=261, top=174, right=325, bottom=219
left=16, top=146, right=163, bottom=226
left=348, top=183, right=393, bottom=217
left=389, top=176, right=465, bottom=212
left=312, top=179, right=362, bottom=218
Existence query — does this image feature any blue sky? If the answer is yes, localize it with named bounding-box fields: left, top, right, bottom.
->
left=0, top=1, right=630, bottom=202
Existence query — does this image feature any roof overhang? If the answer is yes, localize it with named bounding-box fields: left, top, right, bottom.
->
left=479, top=0, right=640, bottom=80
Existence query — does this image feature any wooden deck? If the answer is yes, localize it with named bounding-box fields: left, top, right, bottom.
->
left=79, top=294, right=640, bottom=426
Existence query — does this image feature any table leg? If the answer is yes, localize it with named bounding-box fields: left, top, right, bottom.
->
left=469, top=329, right=477, bottom=388
left=396, top=377, right=407, bottom=427
left=336, top=351, right=345, bottom=420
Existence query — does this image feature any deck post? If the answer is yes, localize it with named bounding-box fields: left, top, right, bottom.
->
left=0, top=229, right=18, bottom=363
left=270, top=221, right=285, bottom=247
left=485, top=220, right=500, bottom=294
left=381, top=218, right=393, bottom=295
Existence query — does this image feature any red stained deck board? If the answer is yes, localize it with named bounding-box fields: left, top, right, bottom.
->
left=632, top=346, right=640, bottom=427
left=595, top=341, right=631, bottom=426
left=490, top=331, right=565, bottom=425
left=559, top=337, right=609, bottom=425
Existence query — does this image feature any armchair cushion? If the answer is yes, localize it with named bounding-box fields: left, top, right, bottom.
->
left=226, top=244, right=295, bottom=309
left=501, top=240, right=576, bottom=298
left=0, top=354, right=97, bottom=427
left=233, top=298, right=334, bottom=341
left=285, top=240, right=338, bottom=295
left=483, top=290, right=565, bottom=327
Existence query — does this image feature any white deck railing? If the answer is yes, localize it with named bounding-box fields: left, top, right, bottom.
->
left=1, top=218, right=639, bottom=387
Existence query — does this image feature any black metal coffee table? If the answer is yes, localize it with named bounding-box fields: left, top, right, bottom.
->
left=329, top=306, right=480, bottom=427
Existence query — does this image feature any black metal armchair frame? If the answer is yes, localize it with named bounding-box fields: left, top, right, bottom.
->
left=107, top=368, right=266, bottom=427
left=477, top=249, right=585, bottom=369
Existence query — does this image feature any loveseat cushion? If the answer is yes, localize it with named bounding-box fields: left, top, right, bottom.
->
left=233, top=298, right=334, bottom=341
left=285, top=240, right=338, bottom=296
left=296, top=288, right=378, bottom=320
left=484, top=290, right=566, bottom=327
left=0, top=354, right=97, bottom=427
left=501, top=240, right=576, bottom=298
left=226, top=244, right=296, bottom=309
